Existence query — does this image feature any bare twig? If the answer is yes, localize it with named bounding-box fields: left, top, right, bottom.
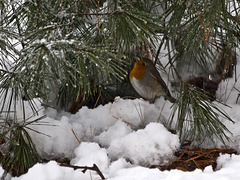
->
left=121, top=119, right=137, bottom=128
left=94, top=90, right=102, bottom=108
left=97, top=0, right=100, bottom=29
left=224, top=73, right=240, bottom=103
left=71, top=129, right=81, bottom=144
left=1, top=171, right=8, bottom=180
left=154, top=37, right=165, bottom=66
left=59, top=163, right=105, bottom=180
left=236, top=93, right=240, bottom=104
left=134, top=103, right=145, bottom=128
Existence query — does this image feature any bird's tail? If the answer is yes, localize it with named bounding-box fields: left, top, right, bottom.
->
left=165, top=95, right=176, bottom=103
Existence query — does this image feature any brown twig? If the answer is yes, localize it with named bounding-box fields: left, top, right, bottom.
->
left=121, top=119, right=137, bottom=128
left=164, top=153, right=175, bottom=169
left=59, top=163, right=106, bottom=180
left=97, top=0, right=100, bottom=29
left=94, top=90, right=102, bottom=108
left=71, top=129, right=81, bottom=144
left=197, top=11, right=212, bottom=47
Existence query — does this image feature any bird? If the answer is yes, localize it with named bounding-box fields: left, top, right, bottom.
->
left=129, top=58, right=176, bottom=103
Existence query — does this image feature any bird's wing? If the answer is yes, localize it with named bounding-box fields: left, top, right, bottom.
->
left=149, top=70, right=173, bottom=98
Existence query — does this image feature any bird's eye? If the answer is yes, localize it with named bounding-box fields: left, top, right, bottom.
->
left=142, top=62, right=146, bottom=66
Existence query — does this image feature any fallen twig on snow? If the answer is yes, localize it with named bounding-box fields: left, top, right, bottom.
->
left=59, top=163, right=105, bottom=179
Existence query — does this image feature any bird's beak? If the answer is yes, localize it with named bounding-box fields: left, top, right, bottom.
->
left=137, top=59, right=141, bottom=64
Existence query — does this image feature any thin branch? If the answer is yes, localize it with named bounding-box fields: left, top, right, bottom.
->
left=78, top=12, right=111, bottom=16
left=197, top=11, right=212, bottom=47
left=94, top=90, right=102, bottom=108
left=97, top=0, right=100, bottom=29
left=157, top=100, right=166, bottom=123
left=154, top=36, right=165, bottom=66
left=166, top=37, right=183, bottom=82
left=154, top=1, right=168, bottom=66
left=71, top=128, right=81, bottom=144
left=236, top=93, right=240, bottom=104
left=59, top=163, right=105, bottom=180
left=110, top=4, right=129, bottom=15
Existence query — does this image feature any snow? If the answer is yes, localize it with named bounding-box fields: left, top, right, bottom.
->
left=108, top=123, right=180, bottom=166
left=10, top=161, right=91, bottom=180
left=1, top=93, right=240, bottom=179
left=6, top=154, right=240, bottom=180
left=95, top=120, right=133, bottom=147
left=1, top=52, right=240, bottom=180
left=71, top=142, right=109, bottom=173
left=27, top=98, right=163, bottom=159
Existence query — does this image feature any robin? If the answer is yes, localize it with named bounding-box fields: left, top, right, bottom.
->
left=129, top=58, right=176, bottom=103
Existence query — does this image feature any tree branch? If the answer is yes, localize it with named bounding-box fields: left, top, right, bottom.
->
left=59, top=163, right=105, bottom=180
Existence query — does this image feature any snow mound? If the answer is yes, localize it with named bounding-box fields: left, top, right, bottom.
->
left=71, top=142, right=109, bottom=173
left=108, top=158, right=133, bottom=178
left=110, top=97, right=160, bottom=127
left=28, top=97, right=163, bottom=159
left=108, top=123, right=180, bottom=166
left=11, top=161, right=91, bottom=180
left=29, top=116, right=84, bottom=158
left=217, top=154, right=240, bottom=172
left=95, top=120, right=133, bottom=147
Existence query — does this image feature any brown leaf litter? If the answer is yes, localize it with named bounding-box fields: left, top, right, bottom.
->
left=152, top=148, right=237, bottom=171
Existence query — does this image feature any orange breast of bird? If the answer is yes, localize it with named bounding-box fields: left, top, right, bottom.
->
left=129, top=62, right=149, bottom=80
left=129, top=59, right=165, bottom=102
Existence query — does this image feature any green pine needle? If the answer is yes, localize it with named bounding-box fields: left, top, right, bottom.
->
left=169, top=83, right=234, bottom=145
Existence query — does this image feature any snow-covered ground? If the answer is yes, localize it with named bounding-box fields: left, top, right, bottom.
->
left=1, top=79, right=240, bottom=179
left=1, top=52, right=240, bottom=179
left=1, top=95, right=240, bottom=180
